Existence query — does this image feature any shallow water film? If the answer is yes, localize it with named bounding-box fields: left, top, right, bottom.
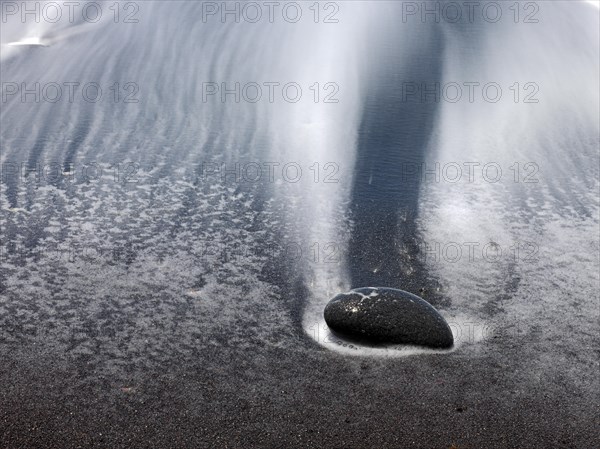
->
left=1, top=1, right=598, bottom=447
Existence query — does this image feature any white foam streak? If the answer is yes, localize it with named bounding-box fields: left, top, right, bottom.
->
left=418, top=4, right=599, bottom=330
left=250, top=7, right=373, bottom=341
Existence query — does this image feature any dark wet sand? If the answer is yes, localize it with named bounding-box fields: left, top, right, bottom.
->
left=1, top=3, right=598, bottom=447
left=1, top=319, right=597, bottom=448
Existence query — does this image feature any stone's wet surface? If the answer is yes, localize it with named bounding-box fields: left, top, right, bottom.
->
left=324, top=287, right=454, bottom=348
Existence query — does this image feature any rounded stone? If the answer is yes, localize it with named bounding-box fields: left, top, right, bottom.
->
left=323, top=287, right=453, bottom=348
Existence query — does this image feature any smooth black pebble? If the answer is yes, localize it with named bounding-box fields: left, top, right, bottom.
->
left=324, top=287, right=453, bottom=348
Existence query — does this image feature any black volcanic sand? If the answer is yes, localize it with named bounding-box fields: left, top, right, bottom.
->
left=2, top=173, right=596, bottom=448
left=1, top=6, right=599, bottom=449
left=0, top=218, right=597, bottom=448
left=0, top=315, right=598, bottom=449
left=0, top=232, right=597, bottom=448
